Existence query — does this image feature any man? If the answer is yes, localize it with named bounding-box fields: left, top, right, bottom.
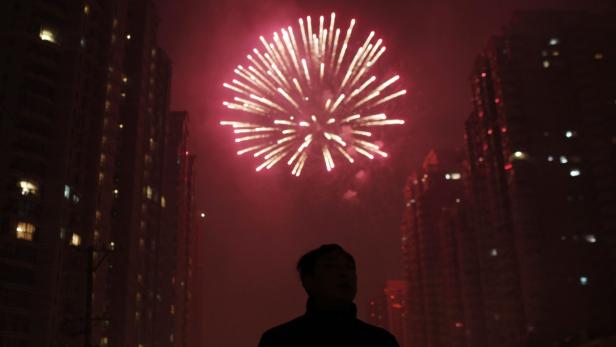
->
left=258, top=244, right=400, bottom=347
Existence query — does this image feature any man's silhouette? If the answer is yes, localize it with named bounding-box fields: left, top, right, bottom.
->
left=258, top=244, right=400, bottom=347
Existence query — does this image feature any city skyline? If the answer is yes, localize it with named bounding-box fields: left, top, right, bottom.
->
left=1, top=0, right=614, bottom=347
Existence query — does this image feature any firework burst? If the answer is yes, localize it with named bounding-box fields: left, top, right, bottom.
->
left=221, top=13, right=406, bottom=176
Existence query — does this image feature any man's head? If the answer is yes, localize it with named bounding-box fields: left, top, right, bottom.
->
left=297, top=244, right=357, bottom=306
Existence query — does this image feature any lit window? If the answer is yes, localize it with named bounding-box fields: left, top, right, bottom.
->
left=170, top=334, right=174, bottom=343
left=547, top=156, right=554, bottom=162
left=565, top=130, right=576, bottom=138
left=454, top=322, right=464, bottom=328
left=100, top=337, right=109, bottom=346
left=170, top=304, right=175, bottom=315
left=96, top=210, right=102, bottom=220
left=16, top=222, right=35, bottom=241
left=490, top=248, right=498, bottom=257
left=122, top=76, right=128, bottom=83
left=19, top=180, right=38, bottom=195
left=445, top=173, right=462, bottom=180
left=83, top=4, right=90, bottom=15
left=98, top=172, right=105, bottom=184
left=126, top=34, right=132, bottom=40
left=569, top=169, right=581, bottom=177
left=100, top=154, right=106, bottom=164
left=118, top=123, right=124, bottom=129
left=109, top=241, right=115, bottom=250
left=579, top=276, right=588, bottom=286
left=113, top=189, right=119, bottom=196
left=80, top=38, right=86, bottom=48
left=145, top=186, right=153, bottom=199
left=64, top=185, right=71, bottom=198
left=72, top=194, right=80, bottom=203
left=200, top=212, right=206, bottom=219
left=594, top=53, right=604, bottom=60
left=511, top=151, right=528, bottom=160
left=136, top=292, right=142, bottom=302
left=71, top=233, right=82, bottom=247
left=549, top=38, right=559, bottom=46
left=585, top=234, right=596, bottom=243
left=542, top=60, right=550, bottom=68
left=480, top=72, right=487, bottom=78
left=552, top=50, right=560, bottom=57
left=139, top=238, right=145, bottom=248
left=121, top=92, right=126, bottom=98
left=39, top=28, right=57, bottom=43
left=161, top=196, right=166, bottom=208
left=559, top=156, right=568, bottom=164
left=60, top=227, right=67, bottom=239
left=455, top=198, right=461, bottom=203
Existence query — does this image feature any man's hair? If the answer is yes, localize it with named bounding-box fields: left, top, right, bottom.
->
left=296, top=244, right=355, bottom=279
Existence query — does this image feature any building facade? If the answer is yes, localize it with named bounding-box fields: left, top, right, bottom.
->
left=401, top=10, right=616, bottom=347
left=401, top=149, right=478, bottom=347
left=0, top=1, right=128, bottom=346
left=466, top=11, right=616, bottom=347
left=0, top=1, right=198, bottom=347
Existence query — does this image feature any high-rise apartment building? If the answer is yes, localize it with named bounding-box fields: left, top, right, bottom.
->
left=466, top=11, right=616, bottom=346
left=107, top=1, right=172, bottom=346
left=0, top=1, right=128, bottom=346
left=0, top=1, right=197, bottom=347
left=367, top=280, right=410, bottom=347
left=158, top=111, right=196, bottom=347
left=401, top=10, right=616, bottom=347
left=400, top=149, right=478, bottom=347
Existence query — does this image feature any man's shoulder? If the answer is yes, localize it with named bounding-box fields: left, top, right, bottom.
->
left=263, top=315, right=306, bottom=334
left=259, top=315, right=306, bottom=345
left=355, top=320, right=399, bottom=345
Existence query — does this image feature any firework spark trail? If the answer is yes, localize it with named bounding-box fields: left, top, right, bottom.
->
left=221, top=13, right=406, bottom=176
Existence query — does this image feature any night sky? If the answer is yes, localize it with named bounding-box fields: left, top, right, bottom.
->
left=155, top=0, right=609, bottom=345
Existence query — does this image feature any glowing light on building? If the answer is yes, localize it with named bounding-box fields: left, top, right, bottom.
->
left=221, top=14, right=406, bottom=176
left=16, top=222, right=35, bottom=241
left=71, top=233, right=82, bottom=247
left=445, top=172, right=462, bottom=180
left=18, top=180, right=38, bottom=195
left=565, top=130, right=576, bottom=138
left=569, top=169, right=581, bottom=177
left=39, top=28, right=57, bottom=43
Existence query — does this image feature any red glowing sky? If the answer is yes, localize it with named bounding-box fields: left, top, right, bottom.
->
left=156, top=0, right=609, bottom=345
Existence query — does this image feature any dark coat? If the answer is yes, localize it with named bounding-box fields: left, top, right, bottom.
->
left=258, top=299, right=400, bottom=347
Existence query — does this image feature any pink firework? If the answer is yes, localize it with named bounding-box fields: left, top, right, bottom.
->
left=221, top=13, right=406, bottom=176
